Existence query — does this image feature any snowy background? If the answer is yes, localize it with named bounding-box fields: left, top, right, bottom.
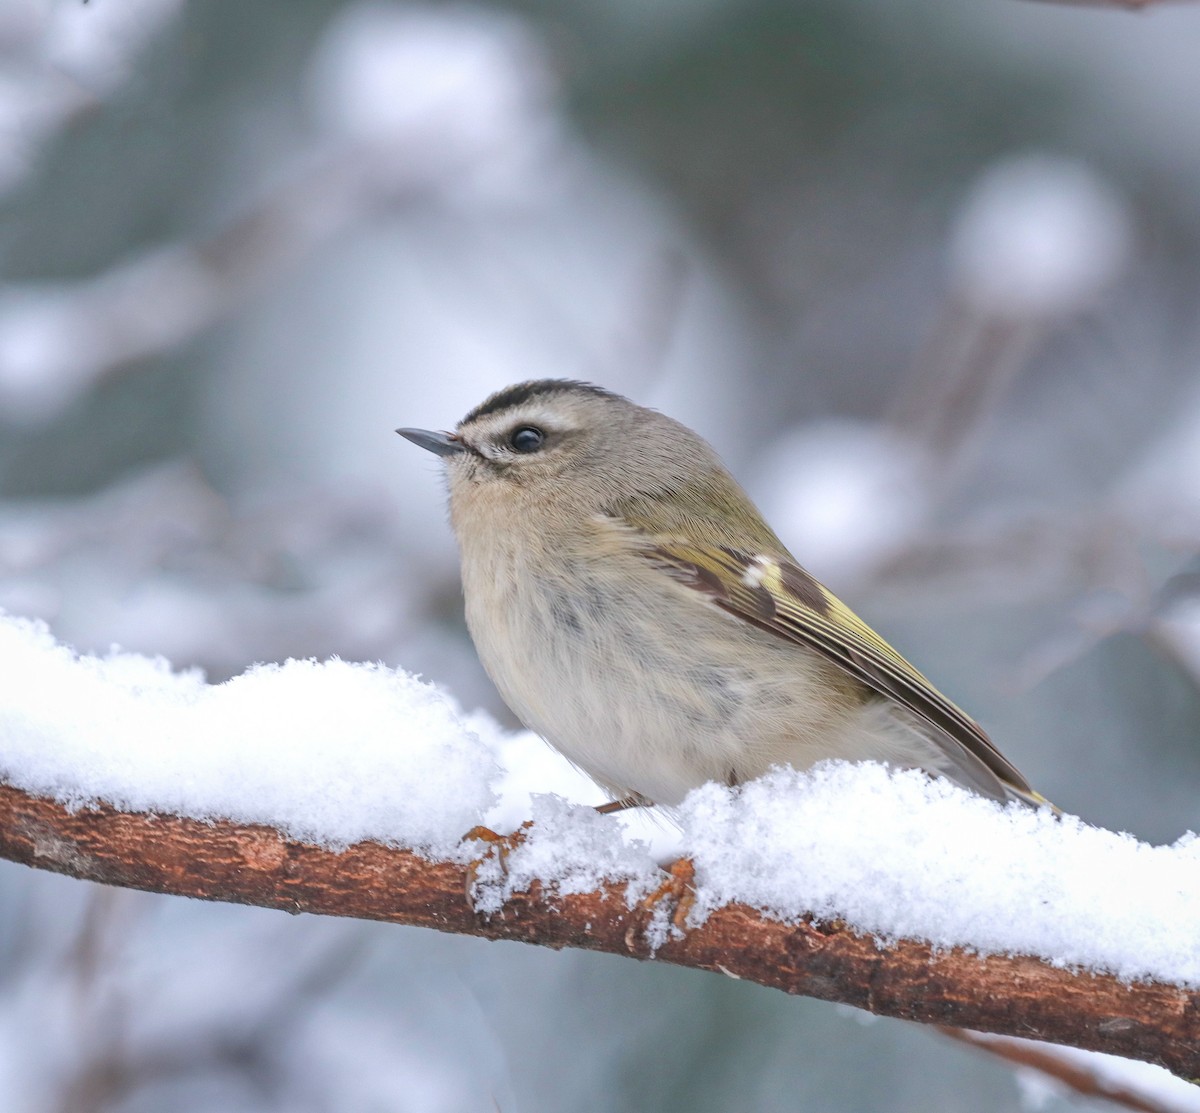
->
left=2, top=0, right=1200, bottom=1110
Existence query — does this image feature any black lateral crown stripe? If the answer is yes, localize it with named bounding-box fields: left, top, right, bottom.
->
left=460, top=380, right=618, bottom=425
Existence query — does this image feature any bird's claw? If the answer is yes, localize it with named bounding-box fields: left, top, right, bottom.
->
left=625, top=856, right=697, bottom=954
left=462, top=820, right=534, bottom=902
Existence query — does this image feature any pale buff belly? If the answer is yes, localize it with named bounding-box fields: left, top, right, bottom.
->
left=462, top=559, right=937, bottom=806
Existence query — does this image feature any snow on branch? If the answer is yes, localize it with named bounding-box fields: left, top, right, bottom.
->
left=0, top=781, right=1196, bottom=1084
left=0, top=611, right=1197, bottom=1089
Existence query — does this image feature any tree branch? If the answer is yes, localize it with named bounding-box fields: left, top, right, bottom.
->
left=1, top=782, right=1196, bottom=1081
left=939, top=1028, right=1195, bottom=1113
left=1025, top=0, right=1190, bottom=9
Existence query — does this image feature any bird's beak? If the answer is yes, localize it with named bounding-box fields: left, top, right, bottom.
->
left=395, top=428, right=466, bottom=457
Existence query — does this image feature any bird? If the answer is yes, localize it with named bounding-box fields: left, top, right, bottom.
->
left=398, top=379, right=1047, bottom=813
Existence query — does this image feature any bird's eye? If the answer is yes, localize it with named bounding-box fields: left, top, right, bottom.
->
left=509, top=426, right=545, bottom=453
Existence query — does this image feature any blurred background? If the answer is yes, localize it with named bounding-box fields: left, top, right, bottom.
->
left=1, top=0, right=1199, bottom=1109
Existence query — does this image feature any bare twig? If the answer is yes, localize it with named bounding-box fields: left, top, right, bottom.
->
left=1024, top=0, right=1183, bottom=9
left=940, top=1027, right=1197, bottom=1113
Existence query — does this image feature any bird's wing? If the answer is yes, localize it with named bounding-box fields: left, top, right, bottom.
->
left=637, top=535, right=1043, bottom=805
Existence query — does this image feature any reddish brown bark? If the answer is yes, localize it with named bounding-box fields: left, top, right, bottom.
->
left=941, top=1028, right=1193, bottom=1113
left=1, top=782, right=1196, bottom=1080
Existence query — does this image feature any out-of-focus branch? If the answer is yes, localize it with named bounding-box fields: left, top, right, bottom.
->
left=54, top=889, right=370, bottom=1113
left=940, top=1028, right=1198, bottom=1113
left=0, top=5, right=566, bottom=425
left=0, top=156, right=364, bottom=422
left=1026, top=0, right=1187, bottom=9
left=0, top=782, right=1196, bottom=1081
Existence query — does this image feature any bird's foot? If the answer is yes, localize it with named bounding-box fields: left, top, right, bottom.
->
left=462, top=821, right=533, bottom=902
left=625, top=856, right=697, bottom=955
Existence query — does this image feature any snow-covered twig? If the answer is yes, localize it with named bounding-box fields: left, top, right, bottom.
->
left=0, top=782, right=1195, bottom=1081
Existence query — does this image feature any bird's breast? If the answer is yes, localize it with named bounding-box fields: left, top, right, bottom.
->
left=455, top=526, right=855, bottom=804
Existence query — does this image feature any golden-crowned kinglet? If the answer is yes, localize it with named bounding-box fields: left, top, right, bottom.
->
left=399, top=380, right=1046, bottom=810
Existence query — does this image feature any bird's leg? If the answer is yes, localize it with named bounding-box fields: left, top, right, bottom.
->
left=594, top=793, right=652, bottom=815
left=464, top=794, right=674, bottom=916
left=463, top=789, right=650, bottom=892
left=591, top=794, right=696, bottom=947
